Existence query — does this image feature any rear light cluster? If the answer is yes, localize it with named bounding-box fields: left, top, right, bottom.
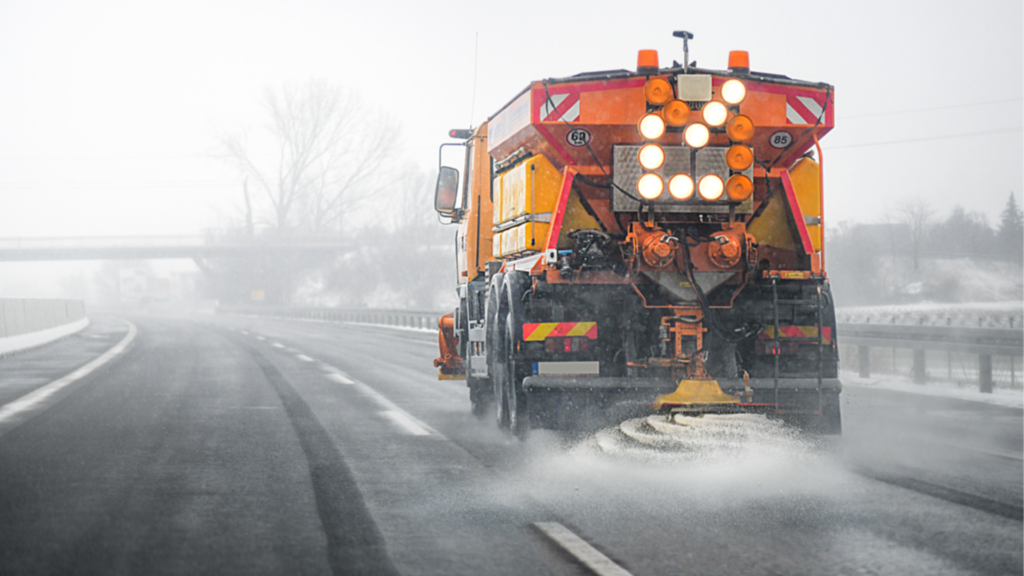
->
left=544, top=337, right=592, bottom=354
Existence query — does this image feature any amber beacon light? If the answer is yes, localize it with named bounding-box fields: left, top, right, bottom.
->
left=637, top=50, right=659, bottom=75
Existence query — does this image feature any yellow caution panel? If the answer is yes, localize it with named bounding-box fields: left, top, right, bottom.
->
left=499, top=155, right=562, bottom=223
left=789, top=157, right=821, bottom=251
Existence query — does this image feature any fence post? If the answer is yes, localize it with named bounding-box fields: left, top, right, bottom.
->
left=979, top=354, right=993, bottom=393
left=858, top=345, right=870, bottom=378
left=913, top=349, right=926, bottom=384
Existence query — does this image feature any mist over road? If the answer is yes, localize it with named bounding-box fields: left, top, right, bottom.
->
left=0, top=314, right=1020, bottom=575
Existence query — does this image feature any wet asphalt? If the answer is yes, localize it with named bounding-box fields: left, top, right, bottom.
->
left=0, top=312, right=1020, bottom=575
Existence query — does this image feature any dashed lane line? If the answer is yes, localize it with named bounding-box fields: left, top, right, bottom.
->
left=319, top=363, right=439, bottom=437
left=271, top=343, right=285, bottom=349
left=295, top=354, right=315, bottom=362
left=381, top=410, right=431, bottom=436
left=326, top=373, right=354, bottom=385
left=0, top=320, right=138, bottom=434
left=534, top=522, right=635, bottom=576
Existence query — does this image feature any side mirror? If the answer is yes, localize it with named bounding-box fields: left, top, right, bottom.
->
left=435, top=166, right=459, bottom=215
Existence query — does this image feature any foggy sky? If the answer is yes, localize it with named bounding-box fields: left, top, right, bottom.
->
left=0, top=0, right=1020, bottom=238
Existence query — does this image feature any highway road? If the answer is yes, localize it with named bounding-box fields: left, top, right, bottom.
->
left=0, top=312, right=1020, bottom=575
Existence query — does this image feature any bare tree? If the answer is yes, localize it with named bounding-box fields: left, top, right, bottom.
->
left=898, top=196, right=935, bottom=271
left=222, top=80, right=397, bottom=235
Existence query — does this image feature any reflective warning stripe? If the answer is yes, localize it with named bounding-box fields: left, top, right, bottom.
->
left=759, top=326, right=832, bottom=343
left=523, top=322, right=597, bottom=341
left=539, top=92, right=581, bottom=123
left=785, top=94, right=826, bottom=125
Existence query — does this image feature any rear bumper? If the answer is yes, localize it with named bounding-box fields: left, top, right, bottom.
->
left=523, top=376, right=842, bottom=394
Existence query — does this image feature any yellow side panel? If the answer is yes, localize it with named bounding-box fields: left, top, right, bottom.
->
left=748, top=193, right=797, bottom=252
left=499, top=155, right=562, bottom=223
left=789, top=157, right=822, bottom=251
left=492, top=231, right=503, bottom=258
left=502, top=228, right=514, bottom=257
left=492, top=174, right=504, bottom=226
left=515, top=222, right=550, bottom=254
left=558, top=189, right=602, bottom=248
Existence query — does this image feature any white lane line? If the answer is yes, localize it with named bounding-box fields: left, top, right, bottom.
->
left=0, top=321, right=138, bottom=427
left=534, top=522, right=634, bottom=576
left=381, top=410, right=430, bottom=436
left=353, top=381, right=438, bottom=436
left=241, top=331, right=249, bottom=336
left=326, top=373, right=354, bottom=385
left=256, top=336, right=265, bottom=341
left=295, top=354, right=315, bottom=362
left=271, top=342, right=285, bottom=348
left=317, top=363, right=436, bottom=437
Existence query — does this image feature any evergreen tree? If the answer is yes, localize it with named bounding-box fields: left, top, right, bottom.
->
left=996, top=192, right=1023, bottom=265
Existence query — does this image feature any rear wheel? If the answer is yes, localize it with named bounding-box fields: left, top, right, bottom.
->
left=505, top=313, right=529, bottom=439
left=486, top=273, right=509, bottom=429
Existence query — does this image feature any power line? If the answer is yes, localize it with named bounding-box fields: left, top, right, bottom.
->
left=839, top=97, right=1023, bottom=119
left=0, top=154, right=228, bottom=161
left=828, top=127, right=1022, bottom=149
left=0, top=181, right=237, bottom=190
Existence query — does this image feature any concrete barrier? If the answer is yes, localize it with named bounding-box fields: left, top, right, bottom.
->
left=0, top=299, right=88, bottom=355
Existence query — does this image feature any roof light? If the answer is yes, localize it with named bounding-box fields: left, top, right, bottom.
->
left=638, top=113, right=666, bottom=140
left=726, top=145, right=754, bottom=171
left=698, top=174, right=725, bottom=201
left=637, top=50, right=659, bottom=75
left=637, top=173, right=664, bottom=200
left=721, top=79, right=747, bottom=105
left=668, top=174, right=694, bottom=200
left=638, top=144, right=665, bottom=170
left=663, top=100, right=690, bottom=127
left=683, top=123, right=710, bottom=148
left=702, top=101, right=728, bottom=127
left=644, top=78, right=673, bottom=105
left=726, top=115, right=754, bottom=142
left=726, top=174, right=754, bottom=201
left=727, top=51, right=750, bottom=73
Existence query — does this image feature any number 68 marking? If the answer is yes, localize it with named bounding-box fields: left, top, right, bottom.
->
left=565, top=128, right=592, bottom=148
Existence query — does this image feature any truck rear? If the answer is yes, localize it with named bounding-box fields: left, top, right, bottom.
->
left=434, top=33, right=840, bottom=437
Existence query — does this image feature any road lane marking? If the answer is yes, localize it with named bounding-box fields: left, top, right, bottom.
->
left=241, top=331, right=249, bottom=335
left=534, top=522, right=635, bottom=576
left=296, top=354, right=315, bottom=362
left=319, top=363, right=438, bottom=437
left=271, top=343, right=285, bottom=348
left=256, top=336, right=265, bottom=341
left=381, top=410, right=431, bottom=436
left=0, top=320, right=138, bottom=430
left=326, top=373, right=354, bottom=385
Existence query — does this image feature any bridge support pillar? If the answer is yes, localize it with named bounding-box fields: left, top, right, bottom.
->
left=858, top=345, right=870, bottom=378
left=979, top=354, right=993, bottom=393
left=912, top=349, right=926, bottom=384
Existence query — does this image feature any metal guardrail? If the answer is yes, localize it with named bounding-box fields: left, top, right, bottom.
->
left=219, top=305, right=442, bottom=331
left=217, top=307, right=1024, bottom=392
left=837, top=323, right=1023, bottom=392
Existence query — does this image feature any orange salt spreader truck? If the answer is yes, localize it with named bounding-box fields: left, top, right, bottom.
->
left=433, top=32, right=840, bottom=438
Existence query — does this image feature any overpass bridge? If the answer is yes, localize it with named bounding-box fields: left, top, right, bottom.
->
left=0, top=236, right=355, bottom=262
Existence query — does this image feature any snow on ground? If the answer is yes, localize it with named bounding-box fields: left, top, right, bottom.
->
left=837, top=301, right=1023, bottom=328
left=841, top=369, right=1024, bottom=410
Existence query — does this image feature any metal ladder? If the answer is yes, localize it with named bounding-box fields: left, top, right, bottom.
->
left=771, top=277, right=826, bottom=414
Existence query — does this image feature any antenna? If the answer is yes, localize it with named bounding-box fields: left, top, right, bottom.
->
left=673, top=30, right=694, bottom=73
left=469, top=32, right=479, bottom=127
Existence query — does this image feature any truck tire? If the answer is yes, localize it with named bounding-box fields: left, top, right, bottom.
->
left=486, top=273, right=509, bottom=429
left=502, top=272, right=531, bottom=439
left=505, top=312, right=529, bottom=439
